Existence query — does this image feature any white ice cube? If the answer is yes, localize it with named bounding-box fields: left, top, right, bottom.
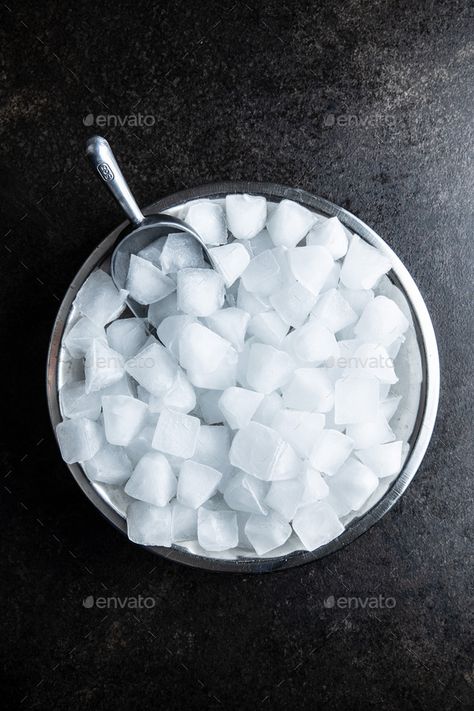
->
left=334, top=375, right=380, bottom=424
left=309, top=429, right=354, bottom=475
left=223, top=471, right=268, bottom=515
left=125, top=342, right=177, bottom=397
left=340, top=235, right=392, bottom=289
left=127, top=501, right=172, bottom=547
left=306, top=216, right=349, bottom=259
left=185, top=201, right=227, bottom=245
left=312, top=288, right=357, bottom=333
left=288, top=245, right=334, bottom=296
left=159, top=232, right=204, bottom=273
left=270, top=281, right=317, bottom=327
left=152, top=408, right=200, bottom=458
left=204, top=307, right=250, bottom=351
left=264, top=479, right=304, bottom=521
left=198, top=390, right=223, bottom=425
left=126, top=255, right=175, bottom=305
left=380, top=395, right=402, bottom=422
left=281, top=368, right=334, bottom=413
left=241, top=249, right=283, bottom=296
left=177, top=460, right=222, bottom=508
left=197, top=508, right=238, bottom=551
left=159, top=370, right=196, bottom=414
left=125, top=425, right=155, bottom=466
left=102, top=395, right=148, bottom=446
left=64, top=317, right=106, bottom=358
left=137, top=235, right=167, bottom=265
left=147, top=292, right=179, bottom=328
left=176, top=268, right=225, bottom=316
left=267, top=199, right=315, bottom=248
left=193, top=425, right=230, bottom=470
left=106, top=318, right=148, bottom=360
left=125, top=451, right=176, bottom=506
left=328, top=457, right=378, bottom=510
left=229, top=422, right=300, bottom=481
left=209, top=243, right=250, bottom=287
left=84, top=339, right=125, bottom=393
left=247, top=310, right=289, bottom=348
left=356, top=441, right=403, bottom=478
left=347, top=342, right=398, bottom=384
left=225, top=194, right=267, bottom=240
left=241, top=228, right=273, bottom=257
left=292, top=501, right=344, bottom=550
left=290, top=320, right=338, bottom=363
left=171, top=501, right=198, bottom=542
left=59, top=381, right=101, bottom=420
left=272, top=409, right=325, bottom=458
left=218, top=386, right=264, bottom=429
left=252, top=392, right=284, bottom=427
left=179, top=322, right=232, bottom=373
left=157, top=315, right=197, bottom=359
left=56, top=417, right=104, bottom=463
left=246, top=343, right=295, bottom=394
left=346, top=415, right=395, bottom=449
left=82, top=444, right=132, bottom=485
left=245, top=512, right=292, bottom=555
left=187, top=347, right=238, bottom=390
left=74, top=269, right=127, bottom=327
left=354, top=295, right=410, bottom=346
left=339, top=287, right=374, bottom=316
left=299, top=464, right=329, bottom=506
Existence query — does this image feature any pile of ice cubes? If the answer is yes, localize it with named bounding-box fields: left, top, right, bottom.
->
left=56, top=195, right=414, bottom=558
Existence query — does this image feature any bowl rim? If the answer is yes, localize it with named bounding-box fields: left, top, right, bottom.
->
left=46, top=181, right=440, bottom=573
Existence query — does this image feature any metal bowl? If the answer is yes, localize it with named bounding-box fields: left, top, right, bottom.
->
left=46, top=182, right=440, bottom=573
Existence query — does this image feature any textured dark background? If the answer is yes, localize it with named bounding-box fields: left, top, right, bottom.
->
left=1, top=0, right=473, bottom=708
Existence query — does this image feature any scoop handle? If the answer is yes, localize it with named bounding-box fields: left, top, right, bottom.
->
left=86, top=135, right=144, bottom=226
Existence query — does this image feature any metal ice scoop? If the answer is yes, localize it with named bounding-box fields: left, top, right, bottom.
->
left=85, top=135, right=209, bottom=318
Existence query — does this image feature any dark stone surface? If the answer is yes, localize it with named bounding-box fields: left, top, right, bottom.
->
left=0, top=0, right=472, bottom=708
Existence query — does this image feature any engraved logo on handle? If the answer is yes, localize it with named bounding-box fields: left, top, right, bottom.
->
left=97, top=162, right=114, bottom=181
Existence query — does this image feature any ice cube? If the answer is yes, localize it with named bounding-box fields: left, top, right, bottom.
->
left=204, top=307, right=250, bottom=352
left=354, top=295, right=410, bottom=346
left=281, top=368, right=334, bottom=412
left=197, top=508, right=238, bottom=551
left=346, top=415, right=395, bottom=449
left=312, top=289, right=357, bottom=333
left=171, top=501, right=198, bottom=542
left=225, top=194, right=267, bottom=240
left=290, top=320, right=338, bottom=363
left=161, top=370, right=196, bottom=414
left=340, top=235, right=392, bottom=289
left=264, top=479, right=304, bottom=521
left=127, top=501, right=172, bottom=546
left=137, top=235, right=167, bottom=265
left=125, top=255, right=175, bottom=305
left=177, top=460, right=222, bottom=508
left=334, top=375, right=380, bottom=424
left=176, top=267, right=225, bottom=316
left=270, top=281, right=317, bottom=327
left=223, top=471, right=268, bottom=515
left=380, top=395, right=402, bottom=421
left=106, top=318, right=148, bottom=360
left=187, top=347, right=238, bottom=390
left=185, top=201, right=227, bottom=245
left=245, top=512, right=292, bottom=555
left=309, top=429, right=353, bottom=475
left=125, top=342, right=177, bottom=397
left=82, top=444, right=133, bottom=485
left=56, top=417, right=104, bottom=463
left=74, top=269, right=127, bottom=327
left=328, top=457, right=378, bottom=510
left=237, top=281, right=271, bottom=315
left=229, top=422, right=300, bottom=481
left=124, top=451, right=177, bottom=506
left=152, top=408, right=200, bottom=458
left=320, top=261, right=341, bottom=293
left=159, top=232, right=204, bottom=273
left=198, top=390, right=223, bottom=425
left=267, top=199, right=316, bottom=248
left=288, top=246, right=334, bottom=296
left=84, top=339, right=125, bottom=393
left=247, top=310, right=289, bottom=348
left=179, top=322, right=232, bottom=373
left=299, top=464, right=329, bottom=506
left=209, top=243, right=250, bottom=287
left=125, top=425, right=155, bottom=466
left=339, top=287, right=374, bottom=316
left=356, top=441, right=403, bottom=478
left=306, top=216, right=349, bottom=259
left=241, top=249, right=283, bottom=296
left=242, top=228, right=274, bottom=257
left=252, top=392, right=284, bottom=427
left=272, top=409, right=325, bottom=458
left=101, top=375, right=135, bottom=398
left=102, top=395, right=148, bottom=446
left=64, top=317, right=106, bottom=358
left=148, top=292, right=179, bottom=328
left=193, top=425, right=230, bottom=469
left=218, top=386, right=264, bottom=429
left=59, top=381, right=101, bottom=420
left=246, top=343, right=295, bottom=394
left=292, top=501, right=344, bottom=550
left=346, top=342, right=398, bottom=384
left=157, top=315, right=197, bottom=359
